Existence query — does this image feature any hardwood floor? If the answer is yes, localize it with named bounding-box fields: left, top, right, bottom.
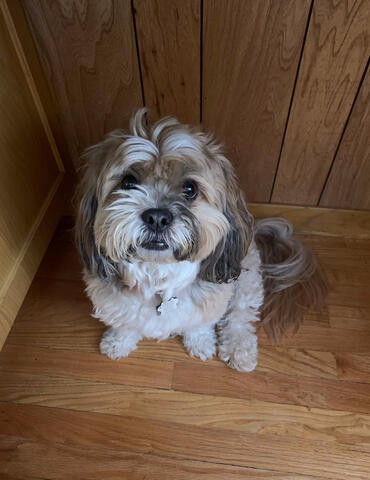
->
left=1, top=217, right=370, bottom=479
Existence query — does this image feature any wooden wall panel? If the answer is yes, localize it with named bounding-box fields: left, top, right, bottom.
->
left=203, top=0, right=311, bottom=203
left=21, top=0, right=142, bottom=167
left=134, top=0, right=200, bottom=124
left=320, top=64, right=370, bottom=210
left=0, top=0, right=65, bottom=347
left=272, top=0, right=370, bottom=206
left=6, top=0, right=73, bottom=175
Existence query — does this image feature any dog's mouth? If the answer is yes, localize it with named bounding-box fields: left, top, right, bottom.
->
left=141, top=240, right=169, bottom=251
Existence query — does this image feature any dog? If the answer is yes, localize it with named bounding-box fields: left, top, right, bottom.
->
left=75, top=109, right=326, bottom=371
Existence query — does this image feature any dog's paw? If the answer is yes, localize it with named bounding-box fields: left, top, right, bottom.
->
left=183, top=329, right=216, bottom=361
left=218, top=335, right=257, bottom=372
left=99, top=328, right=138, bottom=360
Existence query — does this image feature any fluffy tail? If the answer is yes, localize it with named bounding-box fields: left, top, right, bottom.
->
left=254, top=218, right=327, bottom=342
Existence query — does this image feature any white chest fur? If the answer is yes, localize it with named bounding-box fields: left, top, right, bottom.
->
left=122, top=259, right=200, bottom=301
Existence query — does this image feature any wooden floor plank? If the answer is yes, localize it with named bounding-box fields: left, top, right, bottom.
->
left=0, top=344, right=173, bottom=389
left=35, top=217, right=80, bottom=282
left=1, top=371, right=370, bottom=448
left=7, top=320, right=339, bottom=379
left=258, top=325, right=370, bottom=353
left=172, top=362, right=370, bottom=413
left=0, top=437, right=326, bottom=480
left=336, top=354, right=370, bottom=383
left=0, top=403, right=369, bottom=479
left=2, top=218, right=370, bottom=478
left=6, top=277, right=339, bottom=379
left=328, top=305, right=370, bottom=331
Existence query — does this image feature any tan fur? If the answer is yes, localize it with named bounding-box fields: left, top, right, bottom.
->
left=254, top=218, right=327, bottom=341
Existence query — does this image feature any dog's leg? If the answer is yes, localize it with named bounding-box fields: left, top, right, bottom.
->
left=183, top=324, right=216, bottom=361
left=217, top=248, right=264, bottom=372
left=100, top=327, right=142, bottom=360
left=217, top=310, right=258, bottom=372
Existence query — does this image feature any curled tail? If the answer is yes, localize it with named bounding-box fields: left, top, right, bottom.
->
left=254, top=217, right=327, bottom=342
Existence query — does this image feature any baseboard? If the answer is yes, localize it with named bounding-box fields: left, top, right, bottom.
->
left=249, top=203, right=370, bottom=238
left=0, top=174, right=71, bottom=349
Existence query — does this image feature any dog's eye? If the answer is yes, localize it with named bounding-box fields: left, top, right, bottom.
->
left=182, top=180, right=198, bottom=200
left=122, top=174, right=138, bottom=190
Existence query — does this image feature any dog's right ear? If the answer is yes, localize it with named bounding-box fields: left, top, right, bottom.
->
left=75, top=144, right=118, bottom=281
left=75, top=185, right=117, bottom=281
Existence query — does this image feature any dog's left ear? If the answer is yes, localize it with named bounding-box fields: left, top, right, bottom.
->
left=199, top=163, right=253, bottom=284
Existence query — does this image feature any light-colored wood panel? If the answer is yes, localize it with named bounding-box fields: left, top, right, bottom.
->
left=0, top=438, right=322, bottom=480
left=203, top=0, right=310, bottom=202
left=2, top=372, right=370, bottom=448
left=172, top=362, right=370, bottom=413
left=0, top=1, right=65, bottom=348
left=272, top=0, right=370, bottom=205
left=5, top=0, right=73, bottom=175
left=249, top=203, right=370, bottom=238
left=134, top=0, right=200, bottom=124
left=0, top=344, right=173, bottom=389
left=320, top=65, right=370, bottom=209
left=0, top=403, right=368, bottom=479
left=0, top=174, right=66, bottom=348
left=0, top=8, right=60, bottom=282
left=21, top=0, right=142, bottom=167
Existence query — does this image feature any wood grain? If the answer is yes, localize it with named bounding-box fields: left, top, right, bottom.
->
left=0, top=438, right=325, bottom=480
left=203, top=0, right=310, bottom=202
left=0, top=2, right=64, bottom=348
left=320, top=64, right=370, bottom=209
left=134, top=0, right=200, bottom=124
left=0, top=403, right=369, bottom=479
left=258, top=325, right=370, bottom=353
left=249, top=203, right=370, bottom=238
left=0, top=344, right=173, bottom=389
left=272, top=0, right=370, bottom=205
left=2, top=371, right=370, bottom=448
left=2, top=218, right=370, bottom=478
left=172, top=362, right=370, bottom=413
left=5, top=272, right=339, bottom=380
left=336, top=354, right=370, bottom=383
left=5, top=0, right=73, bottom=175
left=328, top=305, right=370, bottom=331
left=21, top=0, right=142, bottom=167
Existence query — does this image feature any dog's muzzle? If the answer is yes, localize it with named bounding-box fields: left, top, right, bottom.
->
left=141, top=208, right=172, bottom=250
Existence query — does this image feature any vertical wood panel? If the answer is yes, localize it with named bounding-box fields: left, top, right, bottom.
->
left=21, top=0, right=142, bottom=167
left=6, top=0, right=73, bottom=174
left=203, top=0, right=310, bottom=202
left=272, top=0, right=370, bottom=206
left=320, top=64, right=370, bottom=210
left=0, top=0, right=65, bottom=347
left=134, top=0, right=200, bottom=124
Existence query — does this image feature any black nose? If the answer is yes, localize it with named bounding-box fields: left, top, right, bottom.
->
left=141, top=208, right=173, bottom=232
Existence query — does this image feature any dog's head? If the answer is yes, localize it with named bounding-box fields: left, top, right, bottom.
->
left=75, top=109, right=253, bottom=283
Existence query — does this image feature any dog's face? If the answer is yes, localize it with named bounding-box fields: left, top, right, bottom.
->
left=76, top=110, right=253, bottom=283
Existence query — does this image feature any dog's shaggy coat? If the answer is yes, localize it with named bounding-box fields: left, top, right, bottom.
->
left=76, top=110, right=326, bottom=371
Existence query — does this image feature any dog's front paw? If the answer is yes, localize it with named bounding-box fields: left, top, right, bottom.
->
left=218, top=335, right=258, bottom=372
left=99, top=328, right=139, bottom=360
left=183, top=328, right=216, bottom=361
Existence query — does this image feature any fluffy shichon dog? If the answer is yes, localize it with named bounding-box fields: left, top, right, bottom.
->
left=75, top=109, right=326, bottom=371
